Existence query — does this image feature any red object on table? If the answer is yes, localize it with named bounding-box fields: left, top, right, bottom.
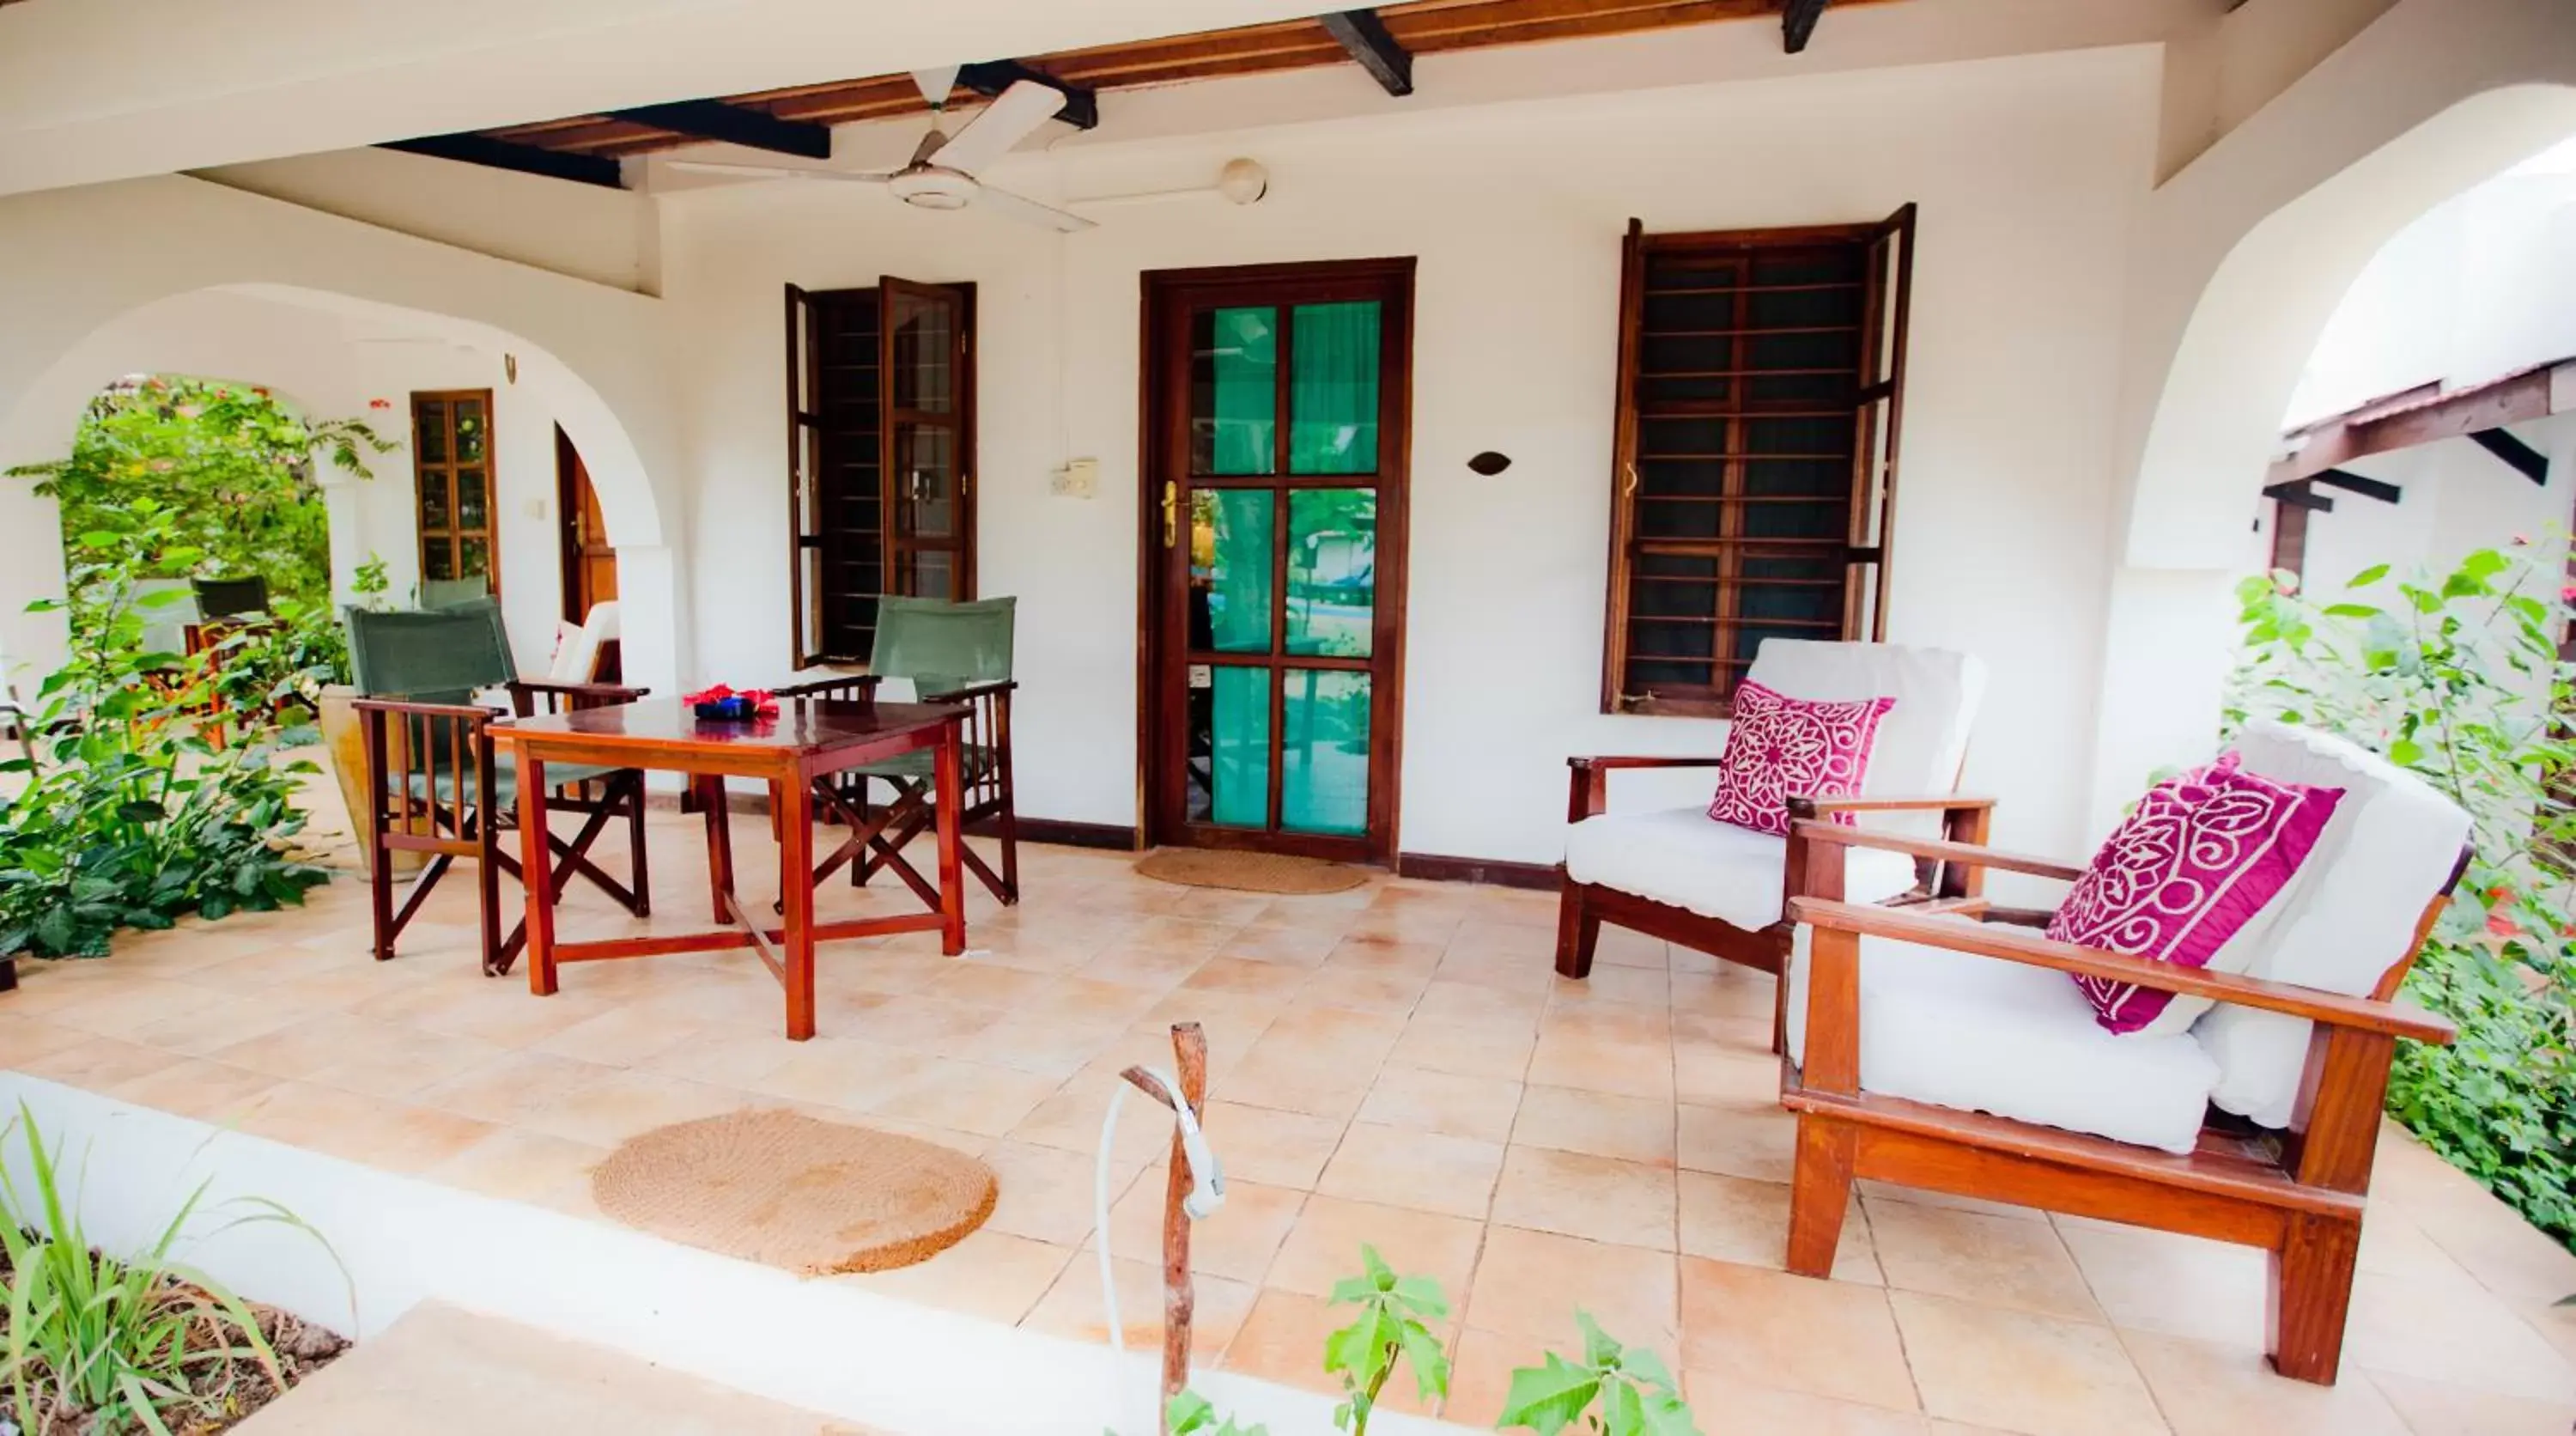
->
left=490, top=696, right=969, bottom=1040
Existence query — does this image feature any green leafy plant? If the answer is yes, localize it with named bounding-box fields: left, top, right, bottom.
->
left=1166, top=1390, right=1271, bottom=1436
left=1496, top=1313, right=1698, bottom=1436
left=0, top=1104, right=346, bottom=1434
left=2232, top=547, right=2576, bottom=1244
left=1322, top=1244, right=1449, bottom=1433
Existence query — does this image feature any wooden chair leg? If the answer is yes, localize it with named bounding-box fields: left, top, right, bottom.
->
left=996, top=795, right=1021, bottom=904
left=1, top=957, right=16, bottom=993
left=1554, top=879, right=1601, bottom=978
left=623, top=772, right=652, bottom=917
left=477, top=810, right=507, bottom=977
left=1784, top=1118, right=1858, bottom=1278
left=2268, top=1213, right=2360, bottom=1384
left=851, top=782, right=875, bottom=889
left=370, top=819, right=397, bottom=963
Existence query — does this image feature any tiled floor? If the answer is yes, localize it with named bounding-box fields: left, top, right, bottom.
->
left=9, top=794, right=2576, bottom=1434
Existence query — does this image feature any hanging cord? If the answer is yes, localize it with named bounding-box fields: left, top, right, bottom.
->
left=1097, top=1063, right=1226, bottom=1431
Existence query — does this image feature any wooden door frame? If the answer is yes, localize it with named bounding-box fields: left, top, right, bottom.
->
left=1135, top=255, right=1416, bottom=865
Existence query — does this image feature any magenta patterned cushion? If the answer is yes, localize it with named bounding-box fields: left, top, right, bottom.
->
left=1704, top=680, right=1897, bottom=837
left=2052, top=753, right=2344, bottom=1035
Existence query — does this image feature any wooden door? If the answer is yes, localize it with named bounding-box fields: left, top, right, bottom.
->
left=556, top=425, right=619, bottom=680
left=1141, top=258, right=1413, bottom=863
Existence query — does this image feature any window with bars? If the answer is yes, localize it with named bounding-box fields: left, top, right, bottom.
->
left=1600, top=209, right=1915, bottom=716
left=411, top=390, right=498, bottom=597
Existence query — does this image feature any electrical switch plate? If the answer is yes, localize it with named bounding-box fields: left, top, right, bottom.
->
left=1052, top=458, right=1099, bottom=499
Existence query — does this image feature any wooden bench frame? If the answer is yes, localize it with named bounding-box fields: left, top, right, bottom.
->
left=1778, top=817, right=2464, bottom=1384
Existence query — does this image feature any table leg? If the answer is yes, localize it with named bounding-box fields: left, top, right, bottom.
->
left=778, top=766, right=817, bottom=1040
left=934, top=716, right=967, bottom=956
left=519, top=755, right=558, bottom=996
left=699, top=773, right=734, bottom=923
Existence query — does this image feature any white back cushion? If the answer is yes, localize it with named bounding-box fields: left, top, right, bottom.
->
left=2191, top=720, right=2470, bottom=1124
left=1744, top=641, right=1987, bottom=836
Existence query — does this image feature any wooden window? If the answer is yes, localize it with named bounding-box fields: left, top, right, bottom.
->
left=786, top=279, right=976, bottom=666
left=411, top=390, right=499, bottom=596
left=1601, top=208, right=1914, bottom=715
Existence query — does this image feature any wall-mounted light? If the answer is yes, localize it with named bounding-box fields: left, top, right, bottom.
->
left=1217, top=158, right=1268, bottom=205
left=1467, top=451, right=1512, bottom=476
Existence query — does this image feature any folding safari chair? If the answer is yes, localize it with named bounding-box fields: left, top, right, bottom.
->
left=348, top=600, right=652, bottom=975
left=775, top=595, right=1020, bottom=905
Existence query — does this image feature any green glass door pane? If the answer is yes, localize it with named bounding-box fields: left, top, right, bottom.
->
left=1287, top=488, right=1375, bottom=657
left=1189, top=489, right=1274, bottom=654
left=1289, top=301, right=1380, bottom=475
left=1191, top=307, right=1277, bottom=475
left=1281, top=670, right=1370, bottom=836
left=1208, top=666, right=1272, bottom=829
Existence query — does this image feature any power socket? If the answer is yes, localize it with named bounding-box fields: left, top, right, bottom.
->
left=1051, top=458, right=1099, bottom=499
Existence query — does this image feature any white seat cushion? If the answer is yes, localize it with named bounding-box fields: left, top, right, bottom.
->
left=1566, top=806, right=1920, bottom=933
left=2190, top=720, right=2471, bottom=1126
left=1786, top=924, right=2222, bottom=1154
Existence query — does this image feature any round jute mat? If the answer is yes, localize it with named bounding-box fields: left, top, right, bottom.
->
left=1133, top=846, right=1368, bottom=895
left=591, top=1109, right=996, bottom=1275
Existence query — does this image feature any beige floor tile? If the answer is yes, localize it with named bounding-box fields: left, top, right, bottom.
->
left=1220, top=1288, right=1443, bottom=1415
left=2364, top=1367, right=2576, bottom=1434
left=423, top=1128, right=610, bottom=1206
left=1388, top=1016, right=1536, bottom=1083
left=1490, top=1145, right=1676, bottom=1250
left=1673, top=1038, right=1782, bottom=1107
left=43, top=975, right=241, bottom=1037
left=519, top=1068, right=749, bottom=1147
left=1677, top=1099, right=1795, bottom=1183
left=945, top=1010, right=1129, bottom=1080
left=1469, top=1226, right=1678, bottom=1346
left=413, top=1049, right=621, bottom=1125
left=1182, top=956, right=1314, bottom=1001
left=1317, top=1123, right=1504, bottom=1220
left=745, top=1035, right=919, bottom=1108
left=1008, top=1082, right=1178, bottom=1165
left=531, top=1005, right=709, bottom=1067
left=17, top=1036, right=185, bottom=1089
left=1681, top=1258, right=1916, bottom=1412
left=2124, top=1331, right=2408, bottom=1436
left=2342, top=1262, right=2576, bottom=1403
left=1195, top=1101, right=1350, bottom=1190
left=1027, top=975, right=1170, bottom=1026
left=2055, top=1219, right=2265, bottom=1345
left=981, top=1138, right=1132, bottom=1245
left=1166, top=890, right=1279, bottom=926
left=835, top=1229, right=1076, bottom=1325
left=121, top=990, right=325, bottom=1057
left=0, top=1012, right=115, bottom=1066
left=1091, top=1177, right=1305, bottom=1283
left=1551, top=964, right=1673, bottom=1010
left=307, top=1022, right=513, bottom=1101
left=1355, top=1065, right=1524, bottom=1144
left=1075, top=945, right=1210, bottom=992
left=1868, top=1199, right=2102, bottom=1323
left=923, top=960, right=1061, bottom=1010
left=1510, top=1084, right=1676, bottom=1165
left=234, top=1082, right=499, bottom=1175
left=1022, top=1254, right=1255, bottom=1359
left=1443, top=1325, right=1556, bottom=1427
left=1525, top=1029, right=1674, bottom=1100
left=847, top=1056, right=1060, bottom=1137
left=1413, top=977, right=1548, bottom=1027
left=1889, top=1288, right=2160, bottom=1434
left=1222, top=1046, right=1376, bottom=1123
left=629, top=1028, right=799, bottom=1088
left=1680, top=1372, right=1935, bottom=1434
left=1267, top=1193, right=1486, bottom=1303
left=1218, top=924, right=1346, bottom=968
left=1678, top=1171, right=1878, bottom=1284
left=104, top=1056, right=285, bottom=1124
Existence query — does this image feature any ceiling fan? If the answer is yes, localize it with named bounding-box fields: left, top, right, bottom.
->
left=668, top=66, right=1092, bottom=232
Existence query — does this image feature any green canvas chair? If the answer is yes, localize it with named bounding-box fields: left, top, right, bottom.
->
left=418, top=577, right=492, bottom=612
left=775, top=594, right=1020, bottom=904
left=348, top=600, right=651, bottom=976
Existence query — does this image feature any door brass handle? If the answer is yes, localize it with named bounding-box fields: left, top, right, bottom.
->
left=1162, top=482, right=1179, bottom=549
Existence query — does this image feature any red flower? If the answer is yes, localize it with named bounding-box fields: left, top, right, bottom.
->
left=368, top=398, right=393, bottom=411
left=2513, top=533, right=2532, bottom=546
left=2488, top=911, right=2520, bottom=939
left=2559, top=585, right=2576, bottom=604
left=684, top=684, right=737, bottom=705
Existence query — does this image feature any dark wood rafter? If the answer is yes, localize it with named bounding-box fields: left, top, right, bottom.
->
left=957, top=60, right=1099, bottom=129
left=607, top=100, right=830, bottom=158
left=380, top=134, right=623, bottom=188
left=2470, top=427, right=2550, bottom=485
left=2262, top=480, right=2333, bottom=513
left=2275, top=361, right=2567, bottom=482
left=1318, top=10, right=1416, bottom=96
left=1782, top=0, right=1830, bottom=52
left=2312, top=468, right=2402, bottom=504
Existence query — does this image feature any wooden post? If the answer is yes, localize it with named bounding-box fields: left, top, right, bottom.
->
left=1161, top=1021, right=1206, bottom=1432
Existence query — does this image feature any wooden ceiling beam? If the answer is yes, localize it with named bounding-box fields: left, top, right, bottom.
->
left=1318, top=10, right=1416, bottom=95
left=608, top=99, right=830, bottom=158
left=958, top=59, right=1098, bottom=129
left=1783, top=0, right=1829, bottom=52
left=2312, top=468, right=2403, bottom=504
left=2470, top=427, right=2550, bottom=484
left=380, top=133, right=623, bottom=188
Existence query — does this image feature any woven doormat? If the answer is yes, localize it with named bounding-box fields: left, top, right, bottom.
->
left=1134, top=847, right=1367, bottom=894
left=591, top=1110, right=996, bottom=1275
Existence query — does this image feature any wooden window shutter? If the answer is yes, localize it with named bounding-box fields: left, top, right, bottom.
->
left=1847, top=203, right=1915, bottom=642
left=1600, top=217, right=1648, bottom=714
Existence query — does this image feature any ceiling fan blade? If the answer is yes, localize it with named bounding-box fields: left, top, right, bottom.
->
left=929, top=80, right=1066, bottom=175
left=909, top=126, right=950, bottom=167
left=975, top=184, right=1097, bottom=234
left=666, top=160, right=890, bottom=183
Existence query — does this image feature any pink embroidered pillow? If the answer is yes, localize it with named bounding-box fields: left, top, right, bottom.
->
left=1704, top=680, right=1897, bottom=837
left=2052, top=753, right=2343, bottom=1036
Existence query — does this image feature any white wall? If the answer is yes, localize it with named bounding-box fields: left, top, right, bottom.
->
left=661, top=45, right=2160, bottom=863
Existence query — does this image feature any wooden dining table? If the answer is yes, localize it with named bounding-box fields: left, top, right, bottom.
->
left=492, top=696, right=969, bottom=1040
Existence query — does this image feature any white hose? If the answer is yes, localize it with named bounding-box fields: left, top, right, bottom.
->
left=1097, top=1065, right=1225, bottom=1432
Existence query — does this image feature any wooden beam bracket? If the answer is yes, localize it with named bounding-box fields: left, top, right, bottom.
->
left=1783, top=0, right=1831, bottom=52
left=380, top=134, right=624, bottom=189
left=2470, top=428, right=2550, bottom=485
left=1318, top=9, right=1415, bottom=96
left=957, top=60, right=1098, bottom=129
left=2263, top=480, right=2334, bottom=514
left=2313, top=469, right=2403, bottom=505
left=609, top=99, right=830, bottom=159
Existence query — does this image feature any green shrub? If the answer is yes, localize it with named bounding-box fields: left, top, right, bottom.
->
left=2231, top=546, right=2576, bottom=1245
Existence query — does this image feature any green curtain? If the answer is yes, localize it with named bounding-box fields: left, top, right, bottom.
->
left=1210, top=307, right=1276, bottom=476
left=1291, top=301, right=1380, bottom=475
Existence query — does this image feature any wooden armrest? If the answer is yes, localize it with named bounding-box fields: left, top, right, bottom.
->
left=1789, top=818, right=2085, bottom=883
left=775, top=673, right=883, bottom=699
left=1568, top=754, right=1725, bottom=771
left=510, top=680, right=647, bottom=702
left=350, top=697, right=501, bottom=722
left=1786, top=897, right=2455, bottom=1043
left=1794, top=794, right=1996, bottom=815
left=920, top=678, right=1017, bottom=703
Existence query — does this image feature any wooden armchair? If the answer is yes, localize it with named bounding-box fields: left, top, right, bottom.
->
left=1776, top=720, right=2472, bottom=1385
left=349, top=604, right=651, bottom=976
left=1557, top=641, right=1989, bottom=1048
